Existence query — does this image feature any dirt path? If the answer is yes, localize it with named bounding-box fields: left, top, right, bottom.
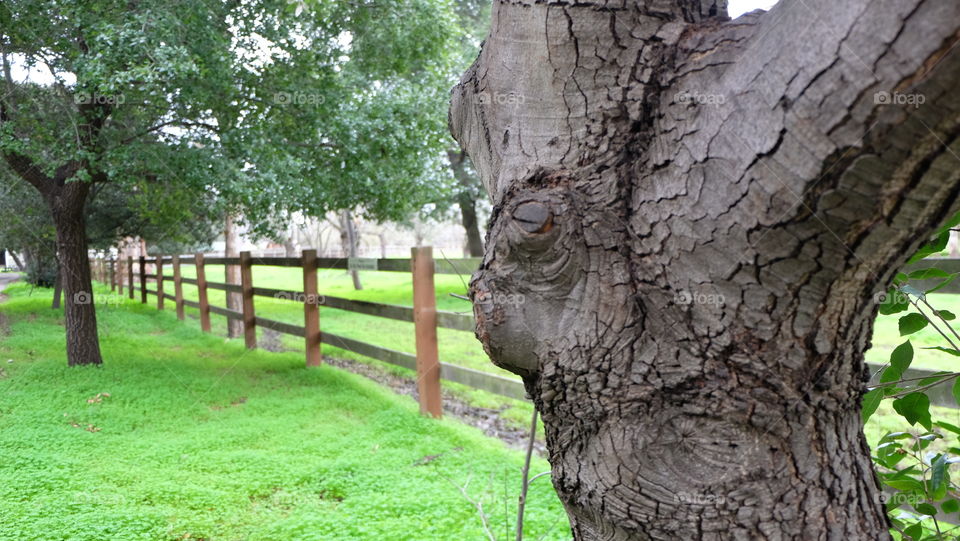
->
left=323, top=356, right=546, bottom=455
left=0, top=273, right=20, bottom=301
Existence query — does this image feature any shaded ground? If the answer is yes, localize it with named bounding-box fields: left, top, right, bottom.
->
left=323, top=356, right=546, bottom=455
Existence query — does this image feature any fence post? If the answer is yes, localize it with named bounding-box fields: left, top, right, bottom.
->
left=139, top=256, right=147, bottom=304
left=117, top=258, right=123, bottom=296
left=128, top=256, right=134, bottom=299
left=411, top=246, right=442, bottom=418
left=156, top=255, right=164, bottom=310
left=173, top=255, right=185, bottom=320
left=195, top=253, right=211, bottom=332
left=302, top=249, right=321, bottom=367
left=240, top=251, right=256, bottom=349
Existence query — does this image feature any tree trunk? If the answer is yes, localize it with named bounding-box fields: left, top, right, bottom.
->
left=9, top=251, right=22, bottom=271
left=283, top=236, right=298, bottom=257
left=340, top=210, right=362, bottom=290
left=48, top=182, right=102, bottom=366
left=52, top=265, right=62, bottom=309
left=448, top=149, right=485, bottom=257
left=224, top=214, right=243, bottom=338
left=451, top=1, right=960, bottom=538
left=378, top=231, right=387, bottom=259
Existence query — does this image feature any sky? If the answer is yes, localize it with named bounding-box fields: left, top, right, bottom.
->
left=729, top=0, right=780, bottom=18
left=10, top=1, right=782, bottom=84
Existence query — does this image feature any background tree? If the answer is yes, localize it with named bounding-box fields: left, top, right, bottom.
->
left=0, top=0, right=464, bottom=365
left=451, top=0, right=960, bottom=538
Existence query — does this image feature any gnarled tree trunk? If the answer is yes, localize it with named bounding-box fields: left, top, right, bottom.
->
left=451, top=0, right=960, bottom=538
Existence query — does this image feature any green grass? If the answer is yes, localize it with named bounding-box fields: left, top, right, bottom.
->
left=166, top=265, right=495, bottom=377
left=0, top=282, right=568, bottom=541
left=867, top=292, right=960, bottom=372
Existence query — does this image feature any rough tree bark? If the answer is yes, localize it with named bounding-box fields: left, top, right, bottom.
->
left=448, top=149, right=486, bottom=257
left=450, top=0, right=960, bottom=539
left=224, top=214, right=244, bottom=338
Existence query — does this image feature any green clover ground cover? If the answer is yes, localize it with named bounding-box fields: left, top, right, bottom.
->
left=0, top=282, right=567, bottom=540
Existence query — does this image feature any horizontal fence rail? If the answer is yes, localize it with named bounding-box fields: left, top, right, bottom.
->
left=91, top=249, right=520, bottom=417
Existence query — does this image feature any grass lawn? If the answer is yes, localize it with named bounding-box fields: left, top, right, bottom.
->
left=167, top=265, right=493, bottom=376
left=0, top=282, right=568, bottom=541
left=867, top=292, right=960, bottom=372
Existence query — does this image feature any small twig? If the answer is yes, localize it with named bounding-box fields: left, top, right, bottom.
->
left=449, top=293, right=471, bottom=301
left=919, top=295, right=960, bottom=346
left=906, top=296, right=960, bottom=352
left=516, top=408, right=538, bottom=541
left=448, top=473, right=497, bottom=541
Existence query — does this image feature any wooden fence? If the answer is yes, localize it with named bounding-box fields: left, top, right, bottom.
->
left=89, top=255, right=960, bottom=413
left=89, top=248, right=526, bottom=418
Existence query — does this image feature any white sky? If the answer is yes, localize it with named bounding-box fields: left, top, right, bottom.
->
left=10, top=1, right=780, bottom=85
left=729, top=0, right=780, bottom=18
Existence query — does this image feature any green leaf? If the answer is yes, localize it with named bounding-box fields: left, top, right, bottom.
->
left=884, top=478, right=925, bottom=492
left=903, top=522, right=923, bottom=541
left=924, top=346, right=960, bottom=357
left=938, top=309, right=957, bottom=321
left=908, top=268, right=952, bottom=280
left=914, top=502, right=938, bottom=516
left=942, top=499, right=959, bottom=514
left=880, top=341, right=913, bottom=383
left=931, top=454, right=950, bottom=496
left=927, top=275, right=957, bottom=294
left=908, top=230, right=950, bottom=264
left=935, top=421, right=960, bottom=435
left=893, top=393, right=932, bottom=430
left=954, top=378, right=960, bottom=407
left=899, top=313, right=929, bottom=336
left=934, top=211, right=960, bottom=237
left=862, top=388, right=883, bottom=423
left=879, top=287, right=910, bottom=315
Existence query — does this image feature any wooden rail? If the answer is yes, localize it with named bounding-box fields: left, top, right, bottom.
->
left=90, top=249, right=524, bottom=414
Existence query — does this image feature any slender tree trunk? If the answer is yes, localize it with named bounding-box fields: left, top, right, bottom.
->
left=52, top=265, right=62, bottom=309
left=9, top=251, right=22, bottom=271
left=282, top=234, right=298, bottom=257
left=224, top=214, right=243, bottom=338
left=48, top=183, right=102, bottom=366
left=378, top=231, right=387, bottom=259
left=448, top=149, right=485, bottom=257
left=340, top=210, right=362, bottom=290
left=451, top=0, right=960, bottom=538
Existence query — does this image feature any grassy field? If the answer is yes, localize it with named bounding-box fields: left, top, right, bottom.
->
left=867, top=292, right=960, bottom=372
left=0, top=282, right=568, bottom=541
left=130, top=263, right=960, bottom=375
